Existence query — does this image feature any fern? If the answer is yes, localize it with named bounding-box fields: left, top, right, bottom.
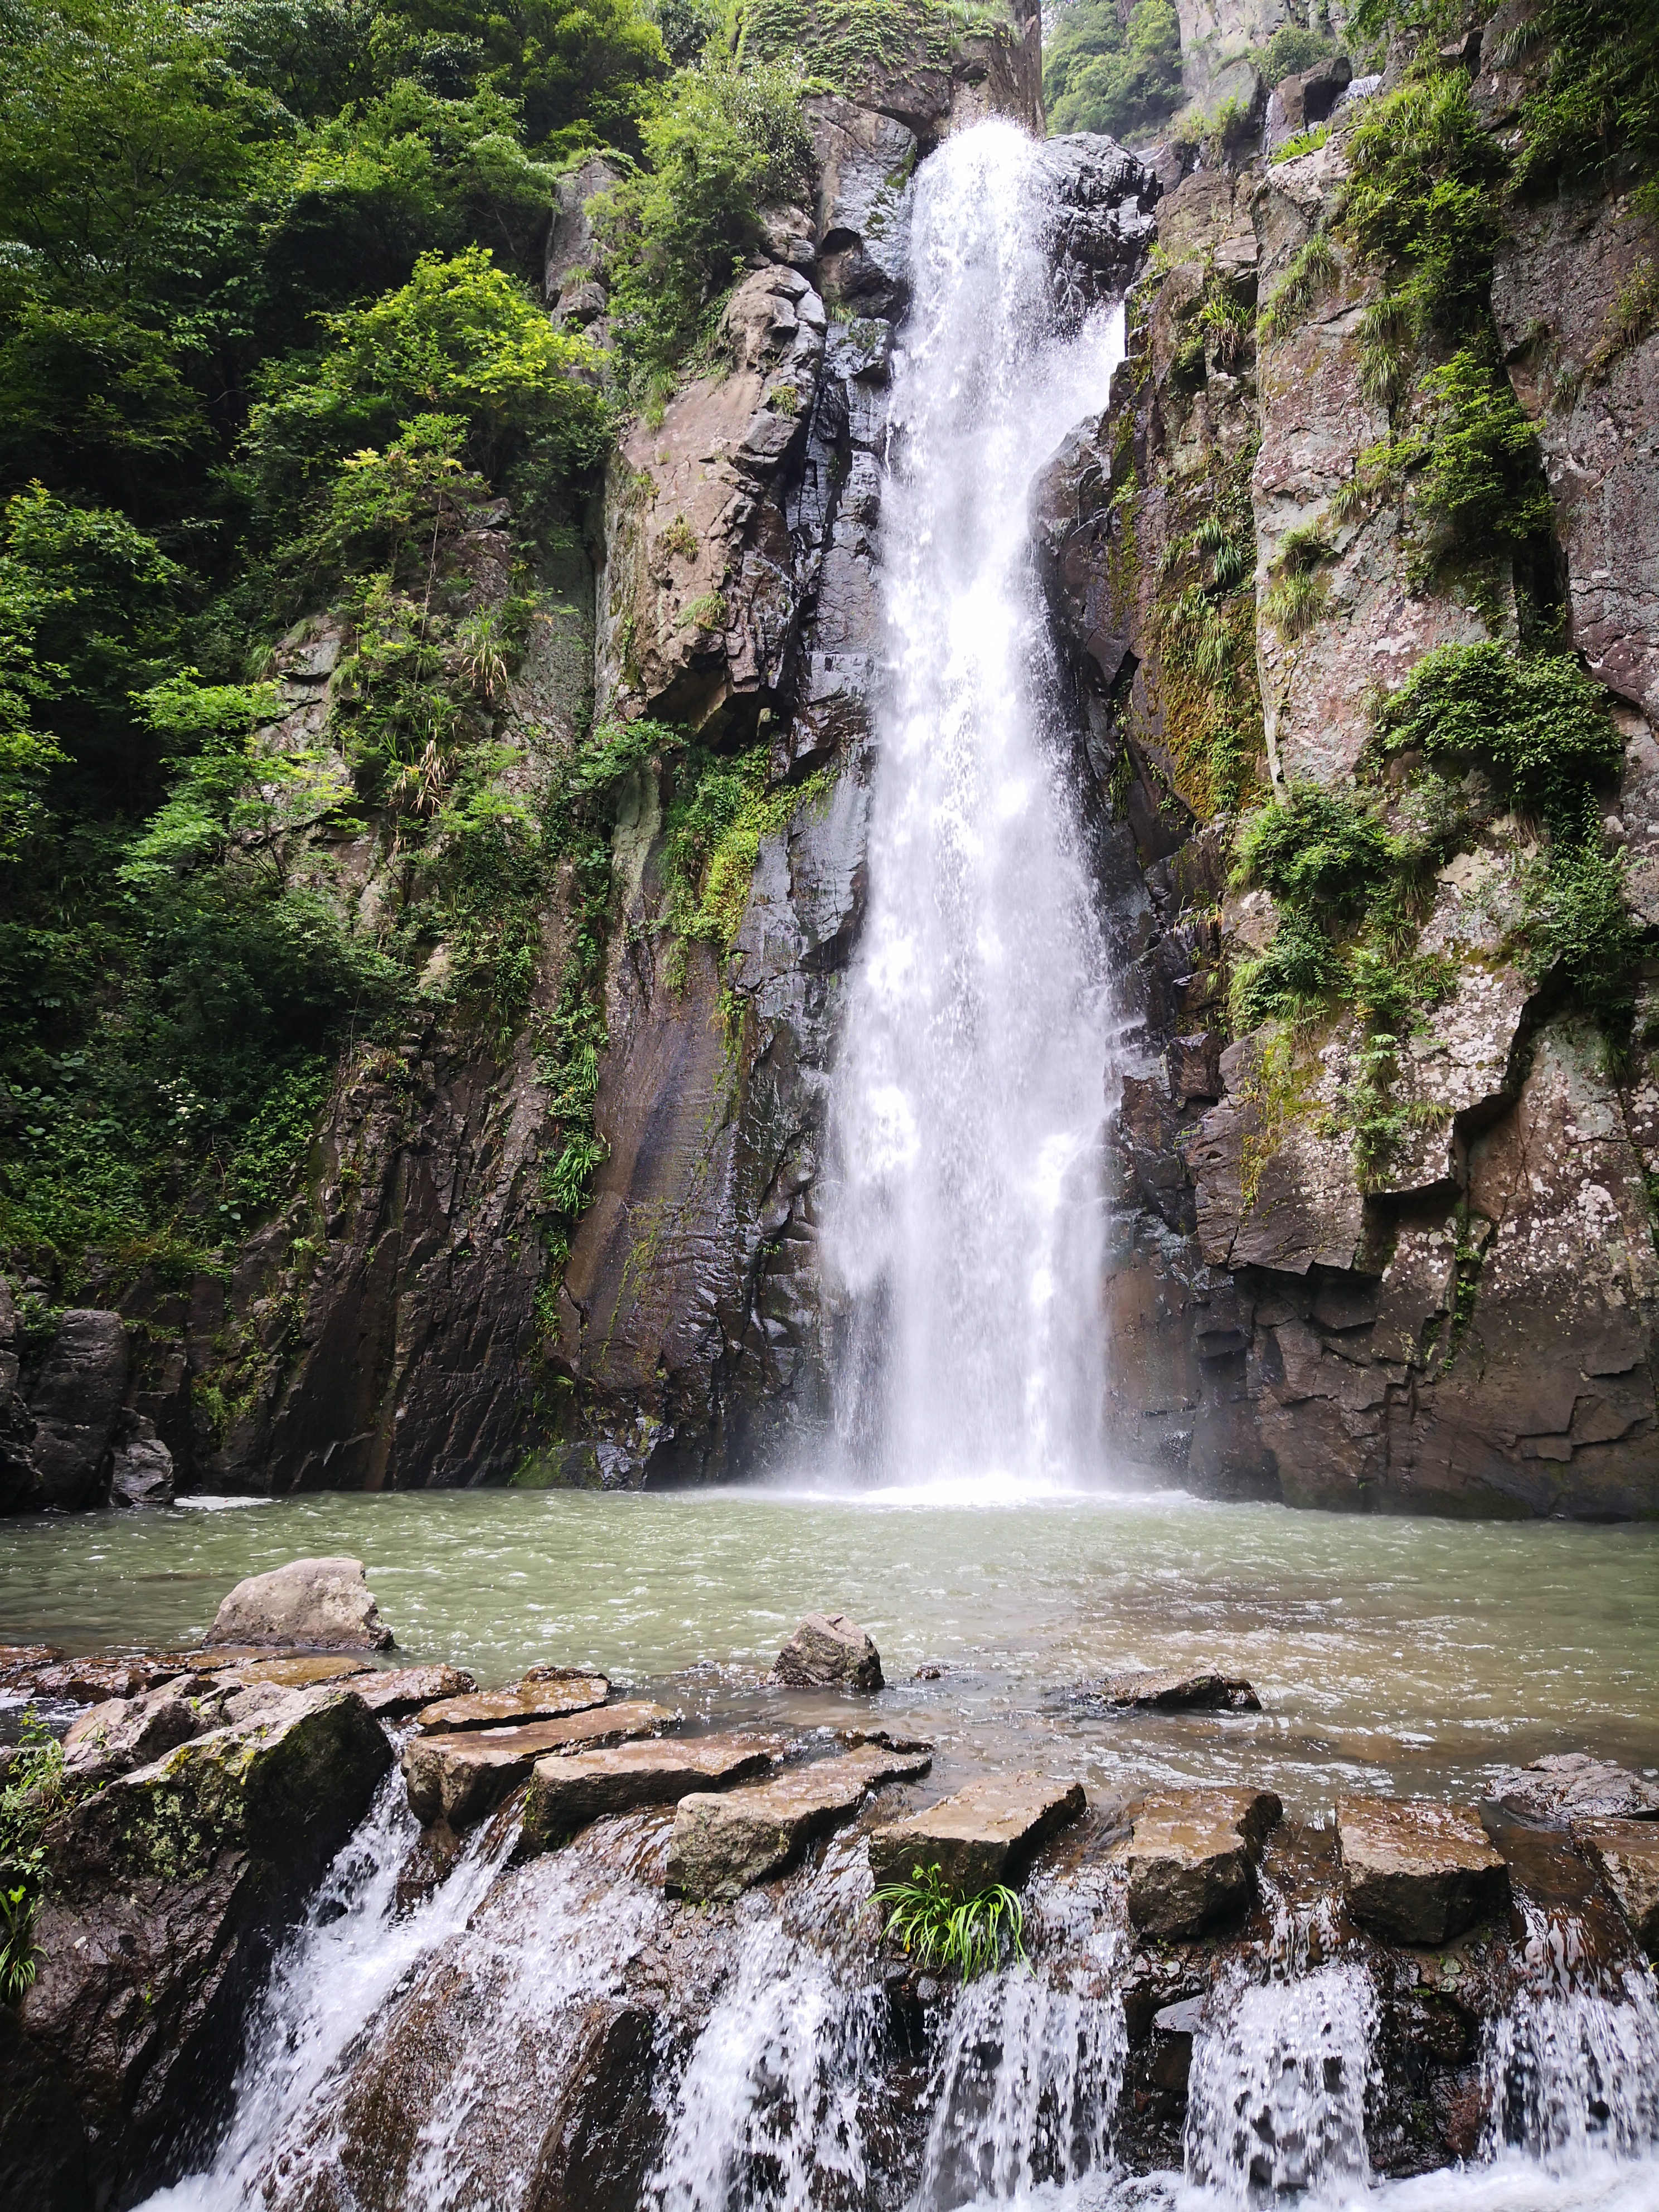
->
left=872, top=1861, right=1028, bottom=1983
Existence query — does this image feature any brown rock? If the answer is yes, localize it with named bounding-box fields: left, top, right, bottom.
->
left=1337, top=1798, right=1509, bottom=1946
left=1124, top=1788, right=1282, bottom=1939
left=413, top=1672, right=608, bottom=1734
left=1091, top=1669, right=1260, bottom=1713
left=207, top=1556, right=394, bottom=1651
left=220, top=1652, right=375, bottom=1690
left=869, top=1772, right=1086, bottom=1896
left=1572, top=1819, right=1659, bottom=1957
left=23, top=1657, right=184, bottom=1704
left=770, top=1612, right=884, bottom=1692
left=60, top=1686, right=216, bottom=1784
left=521, top=1735, right=784, bottom=1852
left=667, top=1744, right=931, bottom=1900
left=401, top=1700, right=675, bottom=1829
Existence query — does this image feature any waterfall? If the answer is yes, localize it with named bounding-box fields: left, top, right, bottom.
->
left=823, top=120, right=1123, bottom=1491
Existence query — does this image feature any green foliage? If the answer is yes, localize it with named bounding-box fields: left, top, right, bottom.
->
left=1043, top=0, right=1182, bottom=142
left=245, top=248, right=605, bottom=536
left=659, top=741, right=827, bottom=950
left=1270, top=122, right=1328, bottom=164
left=1258, top=232, right=1336, bottom=341
left=1251, top=22, right=1333, bottom=84
left=1506, top=0, right=1659, bottom=213
left=596, top=58, right=812, bottom=400
left=1521, top=840, right=1639, bottom=1032
left=872, top=1861, right=1027, bottom=1983
left=0, top=1709, right=65, bottom=2004
left=1374, top=642, right=1621, bottom=835
left=1412, top=347, right=1553, bottom=559
left=1235, top=783, right=1401, bottom=922
left=384, top=0, right=670, bottom=153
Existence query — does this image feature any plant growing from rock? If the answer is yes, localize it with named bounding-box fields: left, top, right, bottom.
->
left=0, top=1707, right=65, bottom=2004
left=872, top=1860, right=1027, bottom=1982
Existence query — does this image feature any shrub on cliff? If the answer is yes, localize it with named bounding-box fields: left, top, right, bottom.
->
left=597, top=57, right=812, bottom=402
left=1044, top=0, right=1181, bottom=142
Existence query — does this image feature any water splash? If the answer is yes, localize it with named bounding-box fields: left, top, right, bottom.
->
left=1482, top=1901, right=1659, bottom=2171
left=1183, top=1964, right=1377, bottom=2205
left=823, top=119, right=1124, bottom=1488
left=139, top=1761, right=512, bottom=2209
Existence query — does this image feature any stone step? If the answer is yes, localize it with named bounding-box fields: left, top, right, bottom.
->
left=411, top=1672, right=609, bottom=1734
left=351, top=1665, right=477, bottom=1718
left=1572, top=1818, right=1659, bottom=1958
left=403, top=1700, right=675, bottom=1829
left=667, top=1744, right=932, bottom=1901
left=868, top=1772, right=1086, bottom=1895
left=520, top=1734, right=787, bottom=1852
left=1124, top=1787, right=1282, bottom=1939
left=1337, top=1798, right=1509, bottom=1946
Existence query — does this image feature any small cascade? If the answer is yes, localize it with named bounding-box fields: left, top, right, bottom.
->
left=1183, top=1964, right=1377, bottom=2205
left=911, top=1941, right=1127, bottom=2208
left=648, top=1917, right=885, bottom=2212
left=142, top=1765, right=513, bottom=2209
left=1483, top=1901, right=1659, bottom=2172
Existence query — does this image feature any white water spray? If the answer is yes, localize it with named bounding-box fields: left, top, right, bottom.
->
left=823, top=120, right=1123, bottom=1489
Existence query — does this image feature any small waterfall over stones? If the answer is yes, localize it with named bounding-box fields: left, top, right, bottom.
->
left=822, top=120, right=1125, bottom=1490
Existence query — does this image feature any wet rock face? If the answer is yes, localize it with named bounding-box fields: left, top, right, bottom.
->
left=401, top=1700, right=676, bottom=1828
left=25, top=1308, right=129, bottom=1509
left=1, top=1687, right=393, bottom=2209
left=867, top=1772, right=1086, bottom=1894
left=1031, top=93, right=1659, bottom=1521
left=1573, top=1820, right=1659, bottom=1957
left=208, top=1556, right=395, bottom=1651
left=1123, top=1787, right=1280, bottom=1939
left=666, top=1742, right=932, bottom=1899
left=1496, top=1751, right=1659, bottom=1825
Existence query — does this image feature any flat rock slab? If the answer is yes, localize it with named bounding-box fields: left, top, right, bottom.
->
left=1573, top=1819, right=1659, bottom=1957
left=403, top=1700, right=675, bottom=1828
left=868, top=1773, right=1086, bottom=1896
left=352, top=1665, right=476, bottom=1718
left=771, top=1613, right=884, bottom=1692
left=14, top=1656, right=182, bottom=1704
left=1338, top=1798, right=1509, bottom=1946
left=221, top=1654, right=375, bottom=1690
left=521, top=1734, right=786, bottom=1852
left=413, top=1673, right=608, bottom=1734
left=1088, top=1670, right=1260, bottom=1714
left=1124, top=1788, right=1282, bottom=1939
left=668, top=1744, right=932, bottom=1901
left=1495, top=1753, right=1659, bottom=1824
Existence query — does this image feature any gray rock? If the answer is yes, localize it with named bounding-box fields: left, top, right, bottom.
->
left=1124, top=1788, right=1282, bottom=1939
left=667, top=1743, right=930, bottom=1900
left=1572, top=1819, right=1659, bottom=1957
left=350, top=1663, right=476, bottom=1718
left=1337, top=1798, right=1509, bottom=1946
left=771, top=1612, right=884, bottom=1692
left=26, top=1309, right=129, bottom=1510
left=207, top=1556, right=395, bottom=1651
left=402, top=1700, right=675, bottom=1830
left=869, top=1773, right=1087, bottom=1895
left=520, top=1734, right=784, bottom=1851
left=1495, top=1752, right=1659, bottom=1825
left=60, top=1685, right=216, bottom=1784
left=1086, top=1668, right=1260, bottom=1714
left=109, top=1432, right=174, bottom=1507
left=412, top=1671, right=609, bottom=1734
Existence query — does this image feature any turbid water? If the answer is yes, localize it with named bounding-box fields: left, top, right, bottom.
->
left=4, top=1485, right=1657, bottom=1817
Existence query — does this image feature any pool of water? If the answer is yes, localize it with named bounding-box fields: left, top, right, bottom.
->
left=4, top=1479, right=1657, bottom=1816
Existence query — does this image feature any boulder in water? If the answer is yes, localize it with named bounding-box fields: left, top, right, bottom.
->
left=413, top=1670, right=608, bottom=1733
left=1086, top=1668, right=1260, bottom=1714
left=667, top=1743, right=931, bottom=1900
left=1493, top=1752, right=1659, bottom=1824
left=108, top=1424, right=174, bottom=1507
left=1123, top=1787, right=1281, bottom=1939
left=26, top=1308, right=129, bottom=1509
left=868, top=1772, right=1086, bottom=1895
left=1573, top=1818, right=1659, bottom=1958
left=351, top=1663, right=476, bottom=1717
left=770, top=1612, right=884, bottom=1692
left=207, top=1555, right=395, bottom=1651
left=402, top=1700, right=675, bottom=1828
left=521, top=1734, right=784, bottom=1852
left=1337, top=1798, right=1509, bottom=1946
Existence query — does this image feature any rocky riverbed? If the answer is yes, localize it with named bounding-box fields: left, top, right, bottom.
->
left=2, top=1559, right=1657, bottom=2208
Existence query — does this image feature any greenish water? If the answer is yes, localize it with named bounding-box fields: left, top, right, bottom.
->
left=3, top=1480, right=1657, bottom=1817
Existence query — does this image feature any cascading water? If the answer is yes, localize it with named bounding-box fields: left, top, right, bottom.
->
left=823, top=120, right=1123, bottom=1491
